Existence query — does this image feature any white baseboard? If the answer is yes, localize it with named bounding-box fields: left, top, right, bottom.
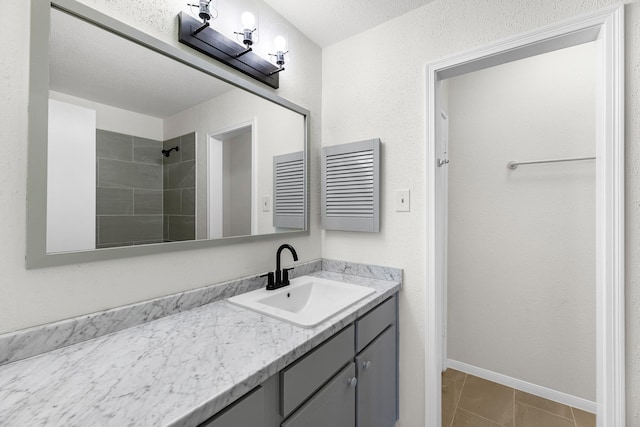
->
left=446, top=359, right=596, bottom=414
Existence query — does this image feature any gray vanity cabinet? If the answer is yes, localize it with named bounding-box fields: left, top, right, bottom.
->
left=280, top=295, right=398, bottom=427
left=197, top=294, right=398, bottom=427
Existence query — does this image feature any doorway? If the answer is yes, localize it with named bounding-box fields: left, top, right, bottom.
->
left=425, top=6, right=624, bottom=427
left=442, top=41, right=597, bottom=426
left=208, top=120, right=257, bottom=239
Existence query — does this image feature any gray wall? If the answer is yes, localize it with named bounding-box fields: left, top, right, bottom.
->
left=96, top=129, right=163, bottom=248
left=223, top=131, right=252, bottom=237
left=163, top=132, right=196, bottom=242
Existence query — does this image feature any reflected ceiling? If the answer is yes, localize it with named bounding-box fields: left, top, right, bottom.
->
left=49, top=10, right=234, bottom=118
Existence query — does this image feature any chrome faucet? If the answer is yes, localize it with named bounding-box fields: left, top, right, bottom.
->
left=261, top=244, right=298, bottom=290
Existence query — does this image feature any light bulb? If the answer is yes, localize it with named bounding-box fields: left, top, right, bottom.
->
left=274, top=35, right=287, bottom=52
left=241, top=11, right=255, bottom=29
left=198, top=0, right=212, bottom=21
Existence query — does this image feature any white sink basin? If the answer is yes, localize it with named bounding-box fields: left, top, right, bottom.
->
left=227, top=275, right=375, bottom=328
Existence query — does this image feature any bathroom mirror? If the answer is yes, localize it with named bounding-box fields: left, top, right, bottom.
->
left=26, top=0, right=309, bottom=268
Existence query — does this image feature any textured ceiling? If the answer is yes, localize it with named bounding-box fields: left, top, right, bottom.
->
left=263, top=0, right=435, bottom=47
left=49, top=9, right=234, bottom=118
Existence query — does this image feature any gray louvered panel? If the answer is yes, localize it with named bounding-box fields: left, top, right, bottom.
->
left=322, top=139, right=380, bottom=232
left=274, top=151, right=305, bottom=229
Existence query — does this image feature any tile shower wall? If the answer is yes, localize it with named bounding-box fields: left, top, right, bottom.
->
left=96, top=129, right=164, bottom=248
left=96, top=130, right=196, bottom=247
left=163, top=132, right=196, bottom=242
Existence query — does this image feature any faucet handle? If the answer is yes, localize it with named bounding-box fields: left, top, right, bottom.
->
left=260, top=272, right=275, bottom=290
left=282, top=267, right=294, bottom=286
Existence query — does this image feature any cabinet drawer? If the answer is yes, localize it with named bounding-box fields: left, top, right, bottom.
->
left=282, top=362, right=356, bottom=427
left=280, top=325, right=354, bottom=417
left=200, top=386, right=265, bottom=427
left=356, top=296, right=395, bottom=353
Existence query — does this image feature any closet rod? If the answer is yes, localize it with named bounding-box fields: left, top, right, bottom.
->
left=507, top=156, right=595, bottom=170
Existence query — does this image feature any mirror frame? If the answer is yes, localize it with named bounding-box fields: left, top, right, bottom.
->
left=27, top=0, right=310, bottom=268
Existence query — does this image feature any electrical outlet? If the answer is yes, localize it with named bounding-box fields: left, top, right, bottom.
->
left=262, top=196, right=271, bottom=212
left=395, top=189, right=410, bottom=212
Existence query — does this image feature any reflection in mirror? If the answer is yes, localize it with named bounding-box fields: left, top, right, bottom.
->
left=45, top=7, right=306, bottom=254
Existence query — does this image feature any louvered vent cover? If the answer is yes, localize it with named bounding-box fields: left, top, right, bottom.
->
left=273, top=151, right=305, bottom=229
left=322, top=139, right=380, bottom=232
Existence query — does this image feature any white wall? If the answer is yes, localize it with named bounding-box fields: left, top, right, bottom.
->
left=0, top=0, right=321, bottom=341
left=46, top=99, right=96, bottom=253
left=321, top=0, right=640, bottom=426
left=446, top=42, right=596, bottom=400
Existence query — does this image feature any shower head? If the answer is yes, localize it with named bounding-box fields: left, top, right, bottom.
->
left=162, top=146, right=179, bottom=157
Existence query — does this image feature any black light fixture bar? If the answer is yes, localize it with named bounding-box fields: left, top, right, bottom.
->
left=178, top=12, right=280, bottom=89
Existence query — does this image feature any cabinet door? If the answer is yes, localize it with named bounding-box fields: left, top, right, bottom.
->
left=356, top=325, right=397, bottom=427
left=282, top=362, right=356, bottom=427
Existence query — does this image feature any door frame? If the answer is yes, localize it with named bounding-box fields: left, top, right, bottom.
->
left=425, top=6, right=625, bottom=427
left=436, top=110, right=449, bottom=368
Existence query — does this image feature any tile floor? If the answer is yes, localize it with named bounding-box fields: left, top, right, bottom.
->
left=442, top=369, right=596, bottom=427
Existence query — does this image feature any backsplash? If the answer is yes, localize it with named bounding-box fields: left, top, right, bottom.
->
left=322, top=259, right=403, bottom=283
left=0, top=259, right=401, bottom=366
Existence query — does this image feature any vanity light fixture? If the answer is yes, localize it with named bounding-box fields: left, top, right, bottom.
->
left=269, top=35, right=288, bottom=75
left=189, top=0, right=217, bottom=35
left=234, top=12, right=256, bottom=58
left=178, top=4, right=283, bottom=88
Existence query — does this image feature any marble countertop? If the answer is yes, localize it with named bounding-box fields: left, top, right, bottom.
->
left=0, top=270, right=400, bottom=427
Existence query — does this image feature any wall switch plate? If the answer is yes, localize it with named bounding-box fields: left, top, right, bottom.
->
left=395, top=189, right=410, bottom=212
left=262, top=196, right=271, bottom=212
